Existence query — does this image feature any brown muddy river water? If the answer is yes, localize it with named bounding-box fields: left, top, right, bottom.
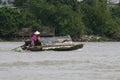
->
left=0, top=42, right=120, bottom=80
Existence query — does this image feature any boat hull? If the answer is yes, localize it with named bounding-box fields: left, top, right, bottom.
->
left=21, top=43, right=83, bottom=51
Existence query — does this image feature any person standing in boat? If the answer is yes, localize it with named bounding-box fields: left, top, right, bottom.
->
left=31, top=31, right=42, bottom=47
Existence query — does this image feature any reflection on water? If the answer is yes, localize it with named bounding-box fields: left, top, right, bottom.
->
left=0, top=42, right=120, bottom=80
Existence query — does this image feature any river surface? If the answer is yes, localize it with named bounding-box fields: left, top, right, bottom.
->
left=0, top=42, right=120, bottom=80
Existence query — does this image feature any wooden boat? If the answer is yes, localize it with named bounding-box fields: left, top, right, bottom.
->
left=21, top=43, right=83, bottom=51
left=20, top=35, right=83, bottom=51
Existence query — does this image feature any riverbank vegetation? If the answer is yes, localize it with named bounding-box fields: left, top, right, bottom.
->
left=0, top=0, right=120, bottom=41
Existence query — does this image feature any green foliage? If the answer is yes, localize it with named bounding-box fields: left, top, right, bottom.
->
left=0, top=8, right=19, bottom=36
left=0, top=0, right=120, bottom=40
left=111, top=6, right=120, bottom=25
left=54, top=6, right=85, bottom=37
left=81, top=0, right=120, bottom=39
left=0, top=7, right=41, bottom=37
left=26, top=0, right=85, bottom=38
left=13, top=0, right=27, bottom=8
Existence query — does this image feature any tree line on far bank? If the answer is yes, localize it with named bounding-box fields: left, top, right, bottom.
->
left=0, top=0, right=120, bottom=40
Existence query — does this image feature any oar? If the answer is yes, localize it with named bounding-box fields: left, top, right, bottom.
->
left=11, top=45, right=24, bottom=51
